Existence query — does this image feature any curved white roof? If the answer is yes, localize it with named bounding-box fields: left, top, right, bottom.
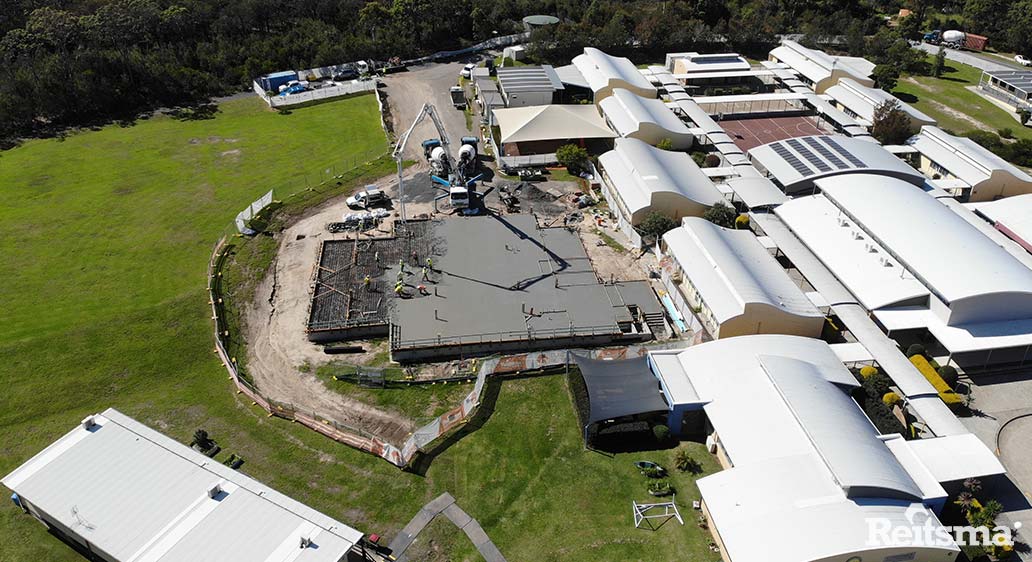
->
left=749, top=134, right=925, bottom=192
left=909, top=126, right=1032, bottom=187
left=826, top=78, right=936, bottom=126
left=975, top=193, right=1032, bottom=252
left=818, top=175, right=1032, bottom=321
left=769, top=40, right=874, bottom=87
left=598, top=88, right=693, bottom=146
left=571, top=47, right=656, bottom=98
left=598, top=138, right=721, bottom=214
left=664, top=219, right=822, bottom=324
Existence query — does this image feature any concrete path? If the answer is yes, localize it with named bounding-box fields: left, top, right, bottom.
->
left=389, top=492, right=507, bottom=562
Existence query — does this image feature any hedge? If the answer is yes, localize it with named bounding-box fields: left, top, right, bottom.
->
left=910, top=355, right=963, bottom=407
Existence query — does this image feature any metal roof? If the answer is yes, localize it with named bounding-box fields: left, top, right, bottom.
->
left=984, top=69, right=1032, bottom=94
left=975, top=193, right=1032, bottom=252
left=496, top=65, right=564, bottom=94
left=2, top=409, right=363, bottom=562
left=749, top=134, right=925, bottom=192
left=663, top=219, right=822, bottom=325
left=598, top=88, right=693, bottom=145
left=826, top=78, right=936, bottom=126
left=724, top=176, right=789, bottom=208
left=818, top=174, right=1032, bottom=321
left=598, top=138, right=721, bottom=215
left=665, top=52, right=751, bottom=74
left=769, top=40, right=874, bottom=86
left=908, top=125, right=1032, bottom=187
left=572, top=47, right=657, bottom=97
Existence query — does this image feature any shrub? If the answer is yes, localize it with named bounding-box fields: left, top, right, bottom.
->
left=962, top=130, right=1004, bottom=151
left=556, top=144, right=590, bottom=174
left=905, top=343, right=926, bottom=358
left=191, top=429, right=214, bottom=451
left=690, top=151, right=707, bottom=167
left=937, top=365, right=959, bottom=389
left=860, top=365, right=879, bottom=379
left=655, top=138, right=674, bottom=151
left=703, top=153, right=722, bottom=168
left=648, top=479, right=673, bottom=496
left=998, top=127, right=1015, bottom=139
left=883, top=391, right=901, bottom=407
left=871, top=99, right=915, bottom=145
left=703, top=201, right=737, bottom=228
left=636, top=212, right=677, bottom=238
left=1019, top=109, right=1031, bottom=126
left=862, top=370, right=893, bottom=400
left=734, top=214, right=750, bottom=230
left=911, top=355, right=963, bottom=407
left=652, top=424, right=670, bottom=442
left=641, top=466, right=664, bottom=478
left=675, top=449, right=703, bottom=474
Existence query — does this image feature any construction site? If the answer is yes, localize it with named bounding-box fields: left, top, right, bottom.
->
left=306, top=214, right=664, bottom=362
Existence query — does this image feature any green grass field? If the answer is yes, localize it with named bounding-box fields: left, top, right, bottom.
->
left=894, top=59, right=1032, bottom=139
left=0, top=93, right=719, bottom=561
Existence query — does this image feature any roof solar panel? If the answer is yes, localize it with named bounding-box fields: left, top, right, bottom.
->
left=821, top=136, right=867, bottom=168
left=771, top=142, right=815, bottom=177
left=802, top=136, right=849, bottom=169
left=785, top=138, right=832, bottom=172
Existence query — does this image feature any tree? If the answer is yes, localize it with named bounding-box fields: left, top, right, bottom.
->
left=871, top=99, right=916, bottom=145
left=938, top=365, right=959, bottom=388
left=872, top=64, right=900, bottom=92
left=932, top=46, right=946, bottom=78
left=191, top=428, right=214, bottom=450
left=897, top=11, right=925, bottom=41
left=703, top=202, right=737, bottom=228
left=906, top=343, right=926, bottom=358
left=674, top=448, right=702, bottom=474
left=555, top=143, right=589, bottom=174
left=636, top=212, right=677, bottom=238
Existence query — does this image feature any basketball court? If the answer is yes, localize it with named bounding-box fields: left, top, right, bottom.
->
left=719, top=115, right=827, bottom=153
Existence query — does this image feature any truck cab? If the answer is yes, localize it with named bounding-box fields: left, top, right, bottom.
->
left=449, top=185, right=470, bottom=209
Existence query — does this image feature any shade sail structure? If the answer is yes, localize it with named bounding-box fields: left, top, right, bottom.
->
left=493, top=104, right=617, bottom=144
left=573, top=354, right=668, bottom=425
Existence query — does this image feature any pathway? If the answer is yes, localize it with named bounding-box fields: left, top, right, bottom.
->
left=913, top=41, right=1015, bottom=73
left=388, top=492, right=507, bottom=562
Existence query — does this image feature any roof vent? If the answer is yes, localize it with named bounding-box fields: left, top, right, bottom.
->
left=81, top=416, right=96, bottom=430
left=851, top=230, right=863, bottom=240
left=837, top=217, right=849, bottom=227
left=880, top=256, right=893, bottom=267
left=299, top=536, right=312, bottom=549
left=207, top=483, right=222, bottom=499
left=865, top=243, right=877, bottom=253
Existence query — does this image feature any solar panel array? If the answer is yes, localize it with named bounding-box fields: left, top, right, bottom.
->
left=786, top=138, right=832, bottom=172
left=821, top=136, right=867, bottom=168
left=767, top=136, right=870, bottom=179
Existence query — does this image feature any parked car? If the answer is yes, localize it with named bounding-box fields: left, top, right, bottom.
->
left=460, top=63, right=476, bottom=78
left=346, top=188, right=389, bottom=209
left=333, top=68, right=359, bottom=81
left=1017, top=54, right=1032, bottom=67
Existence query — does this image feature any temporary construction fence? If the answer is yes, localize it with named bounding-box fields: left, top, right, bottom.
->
left=252, top=79, right=379, bottom=108
left=235, top=189, right=274, bottom=234
left=399, top=32, right=528, bottom=67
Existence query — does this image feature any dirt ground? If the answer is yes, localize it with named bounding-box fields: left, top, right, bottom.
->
left=380, top=61, right=474, bottom=161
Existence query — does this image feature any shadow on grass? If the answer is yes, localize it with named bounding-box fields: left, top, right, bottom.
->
left=894, top=91, right=920, bottom=103
left=405, top=376, right=503, bottom=476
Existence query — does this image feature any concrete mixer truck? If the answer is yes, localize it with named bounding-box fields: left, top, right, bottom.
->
left=456, top=137, right=479, bottom=178
left=923, top=29, right=988, bottom=52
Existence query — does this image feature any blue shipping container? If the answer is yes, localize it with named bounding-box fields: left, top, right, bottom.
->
left=260, top=70, right=298, bottom=92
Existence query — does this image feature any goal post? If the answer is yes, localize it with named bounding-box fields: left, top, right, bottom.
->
left=632, top=493, right=684, bottom=529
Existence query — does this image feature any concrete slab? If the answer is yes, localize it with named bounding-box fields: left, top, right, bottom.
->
left=442, top=503, right=472, bottom=528
left=424, top=492, right=457, bottom=514
left=477, top=541, right=508, bottom=562
left=461, top=519, right=491, bottom=547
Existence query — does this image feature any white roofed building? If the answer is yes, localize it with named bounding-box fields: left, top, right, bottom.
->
left=571, top=47, right=657, bottom=102
left=826, top=78, right=936, bottom=129
left=598, top=88, right=694, bottom=148
left=769, top=40, right=875, bottom=93
left=748, top=134, right=925, bottom=194
left=3, top=408, right=367, bottom=562
left=660, top=219, right=824, bottom=340
left=776, top=174, right=1032, bottom=369
left=597, top=139, right=721, bottom=248
left=645, top=335, right=988, bottom=562
left=908, top=126, right=1032, bottom=201
left=973, top=193, right=1032, bottom=253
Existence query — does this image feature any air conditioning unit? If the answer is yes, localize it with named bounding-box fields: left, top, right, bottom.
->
left=865, top=243, right=877, bottom=253
left=299, top=536, right=312, bottom=549
left=81, top=416, right=96, bottom=430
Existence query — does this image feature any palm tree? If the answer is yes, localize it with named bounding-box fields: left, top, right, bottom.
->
left=955, top=492, right=976, bottom=514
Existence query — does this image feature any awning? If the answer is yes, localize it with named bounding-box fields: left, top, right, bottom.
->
left=573, top=354, right=669, bottom=425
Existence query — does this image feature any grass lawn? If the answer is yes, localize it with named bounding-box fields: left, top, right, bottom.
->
left=0, top=91, right=720, bottom=562
left=893, top=59, right=1032, bottom=139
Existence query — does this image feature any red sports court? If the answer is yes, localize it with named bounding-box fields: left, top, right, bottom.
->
left=718, top=115, right=830, bottom=153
